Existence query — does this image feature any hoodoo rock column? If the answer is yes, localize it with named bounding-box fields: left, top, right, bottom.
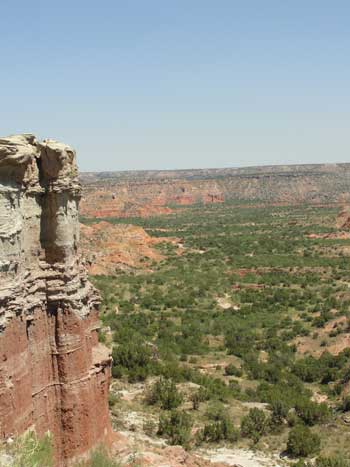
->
left=0, top=135, right=112, bottom=465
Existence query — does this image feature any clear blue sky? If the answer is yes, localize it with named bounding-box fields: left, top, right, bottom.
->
left=1, top=1, right=349, bottom=171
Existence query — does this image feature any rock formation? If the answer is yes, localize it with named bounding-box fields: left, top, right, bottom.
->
left=80, top=164, right=350, bottom=219
left=80, top=221, right=180, bottom=275
left=337, top=207, right=350, bottom=230
left=79, top=181, right=224, bottom=219
left=0, top=135, right=112, bottom=465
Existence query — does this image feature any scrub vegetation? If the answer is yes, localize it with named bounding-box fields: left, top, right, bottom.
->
left=90, top=202, right=350, bottom=464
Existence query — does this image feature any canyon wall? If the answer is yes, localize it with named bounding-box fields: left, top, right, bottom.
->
left=0, top=135, right=111, bottom=465
left=80, top=164, right=350, bottom=218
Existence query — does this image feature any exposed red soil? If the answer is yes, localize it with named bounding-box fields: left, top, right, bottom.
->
left=80, top=222, right=180, bottom=275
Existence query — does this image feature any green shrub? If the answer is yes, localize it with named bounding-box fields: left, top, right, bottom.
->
left=112, top=341, right=152, bottom=382
left=158, top=410, right=193, bottom=447
left=190, top=387, right=208, bottom=410
left=225, top=327, right=255, bottom=358
left=287, top=425, right=321, bottom=457
left=240, top=408, right=268, bottom=443
left=287, top=411, right=299, bottom=427
left=146, top=378, right=183, bottom=410
left=340, top=396, right=350, bottom=412
left=295, top=399, right=330, bottom=426
left=111, top=365, right=124, bottom=379
left=269, top=398, right=289, bottom=429
left=228, top=379, right=243, bottom=398
left=224, top=364, right=243, bottom=377
left=271, top=398, right=289, bottom=421
left=293, top=357, right=321, bottom=383
left=200, top=407, right=239, bottom=443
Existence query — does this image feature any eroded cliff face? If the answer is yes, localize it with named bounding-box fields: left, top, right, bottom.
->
left=80, top=164, right=350, bottom=220
left=80, top=180, right=224, bottom=219
left=0, top=135, right=112, bottom=465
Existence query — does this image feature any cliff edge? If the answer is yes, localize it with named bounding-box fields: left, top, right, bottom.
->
left=0, top=135, right=112, bottom=465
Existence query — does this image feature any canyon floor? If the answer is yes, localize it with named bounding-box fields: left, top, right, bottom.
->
left=81, top=200, right=350, bottom=466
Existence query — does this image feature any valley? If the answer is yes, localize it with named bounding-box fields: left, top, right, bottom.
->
left=2, top=142, right=350, bottom=466
left=84, top=200, right=350, bottom=466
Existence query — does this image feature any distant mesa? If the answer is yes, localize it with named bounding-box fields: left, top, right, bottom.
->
left=80, top=163, right=350, bottom=219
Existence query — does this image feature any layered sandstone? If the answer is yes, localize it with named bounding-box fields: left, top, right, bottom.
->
left=80, top=164, right=350, bottom=219
left=79, top=181, right=224, bottom=219
left=0, top=135, right=111, bottom=465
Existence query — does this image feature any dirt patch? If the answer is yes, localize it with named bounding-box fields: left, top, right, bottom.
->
left=199, top=447, right=285, bottom=467
left=80, top=221, right=180, bottom=274
left=296, top=316, right=350, bottom=356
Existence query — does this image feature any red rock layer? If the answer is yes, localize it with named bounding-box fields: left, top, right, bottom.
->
left=80, top=221, right=180, bottom=275
left=80, top=182, right=224, bottom=219
left=80, top=164, right=350, bottom=220
left=0, top=307, right=111, bottom=464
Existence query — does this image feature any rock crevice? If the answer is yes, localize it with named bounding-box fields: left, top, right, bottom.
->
left=0, top=135, right=111, bottom=465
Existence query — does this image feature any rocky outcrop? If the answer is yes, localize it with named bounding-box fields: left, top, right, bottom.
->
left=0, top=135, right=112, bottom=465
left=337, top=207, right=350, bottom=230
left=79, top=182, right=224, bottom=219
left=111, top=432, right=229, bottom=467
left=80, top=188, right=174, bottom=219
left=80, top=221, right=180, bottom=275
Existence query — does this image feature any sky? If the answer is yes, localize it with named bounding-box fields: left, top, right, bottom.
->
left=1, top=1, right=349, bottom=171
